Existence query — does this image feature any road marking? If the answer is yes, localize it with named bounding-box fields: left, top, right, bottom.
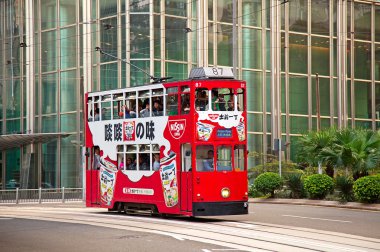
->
left=249, top=211, right=255, bottom=214
left=0, top=217, right=13, bottom=220
left=282, top=214, right=352, bottom=223
left=201, top=249, right=212, bottom=252
left=211, top=249, right=241, bottom=251
left=170, top=235, right=185, bottom=241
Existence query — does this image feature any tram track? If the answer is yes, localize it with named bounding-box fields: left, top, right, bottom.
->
left=0, top=206, right=379, bottom=252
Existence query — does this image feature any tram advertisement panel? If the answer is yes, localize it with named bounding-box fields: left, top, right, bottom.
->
left=87, top=114, right=186, bottom=209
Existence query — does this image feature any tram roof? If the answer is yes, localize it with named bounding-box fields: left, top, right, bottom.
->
left=0, top=133, right=71, bottom=151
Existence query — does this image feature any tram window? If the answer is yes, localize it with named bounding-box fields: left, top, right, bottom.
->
left=117, top=153, right=124, bottom=170
left=126, top=154, right=137, bottom=170
left=234, top=145, right=245, bottom=171
left=181, top=93, right=190, bottom=115
left=139, top=153, right=150, bottom=171
left=93, top=96, right=100, bottom=121
left=236, top=88, right=244, bottom=111
left=113, top=93, right=124, bottom=119
left=166, top=87, right=178, bottom=116
left=126, top=144, right=137, bottom=170
left=152, top=88, right=163, bottom=116
left=196, top=145, right=214, bottom=172
left=182, top=143, right=192, bottom=172
left=139, top=90, right=151, bottom=118
left=211, top=88, right=229, bottom=111
left=139, top=144, right=150, bottom=153
left=152, top=144, right=160, bottom=171
left=87, top=97, right=93, bottom=121
left=217, top=145, right=232, bottom=171
left=101, top=95, right=112, bottom=120
left=125, top=91, right=137, bottom=118
left=195, top=88, right=208, bottom=111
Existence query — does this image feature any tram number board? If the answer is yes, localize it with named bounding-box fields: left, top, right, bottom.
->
left=217, top=129, right=232, bottom=138
left=204, top=67, right=234, bottom=78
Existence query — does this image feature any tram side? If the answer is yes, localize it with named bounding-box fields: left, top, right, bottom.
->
left=84, top=67, right=249, bottom=216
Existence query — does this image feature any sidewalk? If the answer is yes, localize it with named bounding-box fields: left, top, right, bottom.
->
left=249, top=198, right=380, bottom=211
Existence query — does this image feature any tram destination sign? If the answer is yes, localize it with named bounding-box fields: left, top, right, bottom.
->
left=216, top=129, right=232, bottom=138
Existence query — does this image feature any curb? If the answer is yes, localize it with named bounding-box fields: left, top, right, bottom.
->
left=249, top=198, right=380, bottom=211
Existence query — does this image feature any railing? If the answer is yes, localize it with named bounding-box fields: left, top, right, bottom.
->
left=0, top=188, right=83, bottom=204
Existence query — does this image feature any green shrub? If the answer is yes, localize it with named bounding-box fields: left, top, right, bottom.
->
left=335, top=176, right=354, bottom=202
left=248, top=161, right=302, bottom=181
left=353, top=176, right=380, bottom=203
left=304, top=174, right=334, bottom=199
left=286, top=173, right=305, bottom=198
left=248, top=184, right=263, bottom=198
left=254, top=172, right=283, bottom=198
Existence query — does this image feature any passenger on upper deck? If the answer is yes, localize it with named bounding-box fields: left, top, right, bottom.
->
left=94, top=108, right=100, bottom=121
left=140, top=101, right=150, bottom=118
left=152, top=100, right=163, bottom=116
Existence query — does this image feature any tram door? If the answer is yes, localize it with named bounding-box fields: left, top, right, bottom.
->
left=88, top=147, right=100, bottom=205
left=180, top=144, right=192, bottom=212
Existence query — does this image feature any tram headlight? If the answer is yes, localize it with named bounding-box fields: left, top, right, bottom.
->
left=221, top=188, right=230, bottom=198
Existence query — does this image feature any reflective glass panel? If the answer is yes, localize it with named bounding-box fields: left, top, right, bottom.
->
left=217, top=0, right=233, bottom=23
left=41, top=31, right=57, bottom=73
left=242, top=0, right=261, bottom=27
left=130, top=0, right=149, bottom=12
left=60, top=26, right=76, bottom=69
left=376, top=5, right=380, bottom=42
left=100, top=63, right=118, bottom=91
left=100, top=0, right=117, bottom=18
left=165, top=17, right=187, bottom=61
left=242, top=28, right=262, bottom=69
left=311, top=36, right=330, bottom=76
left=165, top=0, right=187, bottom=16
left=243, top=70, right=262, bottom=112
left=131, top=14, right=150, bottom=59
left=312, top=77, right=330, bottom=116
left=42, top=141, right=58, bottom=188
left=5, top=149, right=20, bottom=189
left=354, top=81, right=371, bottom=119
left=61, top=113, right=77, bottom=132
left=41, top=0, right=57, bottom=30
left=217, top=24, right=232, bottom=66
left=42, top=74, right=57, bottom=114
left=217, top=145, right=232, bottom=171
left=60, top=0, right=76, bottom=26
left=289, top=34, right=307, bottom=74
left=5, top=79, right=21, bottom=119
left=289, top=76, right=308, bottom=115
left=61, top=135, right=79, bottom=187
left=311, top=0, right=329, bottom=35
left=290, top=116, right=308, bottom=134
left=354, top=42, right=371, bottom=80
left=289, top=0, right=308, bottom=33
left=354, top=3, right=371, bottom=41
left=100, top=17, right=118, bottom=63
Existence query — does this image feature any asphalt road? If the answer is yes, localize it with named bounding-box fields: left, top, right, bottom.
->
left=0, top=202, right=379, bottom=251
left=0, top=217, right=237, bottom=252
left=211, top=203, right=380, bottom=239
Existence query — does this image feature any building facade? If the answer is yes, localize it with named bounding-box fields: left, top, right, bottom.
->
left=0, top=0, right=379, bottom=189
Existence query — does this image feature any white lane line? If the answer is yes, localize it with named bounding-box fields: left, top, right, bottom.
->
left=249, top=211, right=255, bottom=214
left=170, top=235, right=185, bottom=241
left=282, top=214, right=352, bottom=223
left=201, top=250, right=212, bottom=252
left=211, top=249, right=241, bottom=251
left=0, top=217, right=13, bottom=220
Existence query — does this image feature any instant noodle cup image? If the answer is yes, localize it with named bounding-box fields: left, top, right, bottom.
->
left=236, top=121, right=246, bottom=141
left=160, top=152, right=178, bottom=207
left=99, top=160, right=117, bottom=206
left=196, top=122, right=215, bottom=141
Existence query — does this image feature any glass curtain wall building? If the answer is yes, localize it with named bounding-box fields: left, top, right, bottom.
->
left=0, top=0, right=379, bottom=188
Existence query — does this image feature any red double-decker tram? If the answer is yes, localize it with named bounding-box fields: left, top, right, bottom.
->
left=84, top=67, right=248, bottom=216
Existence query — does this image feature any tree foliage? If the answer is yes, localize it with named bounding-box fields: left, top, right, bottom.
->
left=304, top=174, right=334, bottom=199
left=254, top=172, right=283, bottom=198
left=297, top=128, right=380, bottom=179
